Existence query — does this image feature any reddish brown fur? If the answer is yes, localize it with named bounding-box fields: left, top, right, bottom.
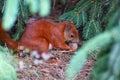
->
left=0, top=20, right=18, bottom=49
left=0, top=19, right=79, bottom=56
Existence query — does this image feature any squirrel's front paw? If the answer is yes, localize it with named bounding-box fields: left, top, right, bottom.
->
left=69, top=43, right=78, bottom=52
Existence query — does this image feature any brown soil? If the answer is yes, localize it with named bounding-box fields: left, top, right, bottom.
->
left=16, top=49, right=96, bottom=80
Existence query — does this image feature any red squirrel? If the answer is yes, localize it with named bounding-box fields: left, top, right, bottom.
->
left=0, top=19, right=79, bottom=60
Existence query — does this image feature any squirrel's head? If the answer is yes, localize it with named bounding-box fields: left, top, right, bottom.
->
left=64, top=20, right=79, bottom=43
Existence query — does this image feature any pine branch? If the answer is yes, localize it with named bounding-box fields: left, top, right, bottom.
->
left=65, top=25, right=120, bottom=79
left=0, top=46, right=18, bottom=80
left=12, top=0, right=28, bottom=40
left=59, top=0, right=112, bottom=40
left=83, top=20, right=102, bottom=39
left=2, top=0, right=19, bottom=31
left=59, top=0, right=94, bottom=28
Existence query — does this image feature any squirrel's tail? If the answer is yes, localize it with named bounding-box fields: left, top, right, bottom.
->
left=0, top=19, right=18, bottom=49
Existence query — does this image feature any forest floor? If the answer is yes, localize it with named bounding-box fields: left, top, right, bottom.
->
left=16, top=49, right=96, bottom=80
left=16, top=0, right=96, bottom=80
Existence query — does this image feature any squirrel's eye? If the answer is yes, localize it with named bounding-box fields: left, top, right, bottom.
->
left=70, top=34, right=74, bottom=38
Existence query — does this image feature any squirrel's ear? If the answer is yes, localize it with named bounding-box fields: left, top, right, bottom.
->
left=65, top=23, right=70, bottom=32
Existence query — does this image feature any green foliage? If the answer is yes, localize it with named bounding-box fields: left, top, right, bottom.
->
left=65, top=25, right=120, bottom=79
left=38, top=0, right=51, bottom=17
left=2, top=0, right=19, bottom=31
left=59, top=0, right=112, bottom=40
left=90, top=43, right=120, bottom=80
left=89, top=3, right=120, bottom=79
left=59, top=0, right=93, bottom=28
left=83, top=20, right=102, bottom=39
left=12, top=0, right=29, bottom=40
left=25, top=0, right=51, bottom=16
left=103, top=0, right=120, bottom=29
left=109, top=44, right=120, bottom=79
left=2, top=0, right=51, bottom=31
left=0, top=46, right=18, bottom=80
left=25, top=0, right=38, bottom=13
left=65, top=0, right=120, bottom=80
left=0, top=0, right=4, bottom=17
